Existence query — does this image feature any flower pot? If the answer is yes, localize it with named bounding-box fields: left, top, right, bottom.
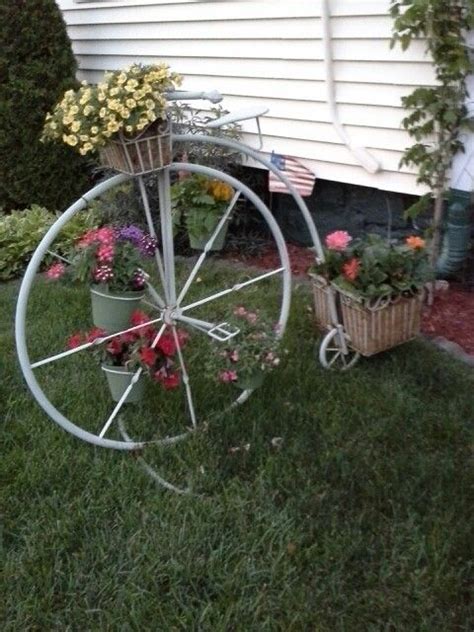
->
left=338, top=290, right=423, bottom=356
left=188, top=221, right=228, bottom=251
left=101, top=365, right=145, bottom=403
left=309, top=272, right=335, bottom=330
left=90, top=285, right=144, bottom=333
left=234, top=370, right=265, bottom=391
left=99, top=118, right=171, bottom=176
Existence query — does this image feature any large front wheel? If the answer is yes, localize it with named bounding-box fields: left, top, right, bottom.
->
left=15, top=166, right=292, bottom=450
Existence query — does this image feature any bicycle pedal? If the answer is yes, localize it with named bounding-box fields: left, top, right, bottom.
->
left=207, top=322, right=240, bottom=342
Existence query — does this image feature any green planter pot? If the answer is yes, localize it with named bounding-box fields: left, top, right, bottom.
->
left=101, top=365, right=145, bottom=403
left=90, top=285, right=144, bottom=333
left=235, top=370, right=265, bottom=391
left=188, top=222, right=228, bottom=251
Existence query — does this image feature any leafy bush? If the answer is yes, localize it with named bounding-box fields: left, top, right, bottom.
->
left=0, top=0, right=91, bottom=212
left=0, top=206, right=100, bottom=281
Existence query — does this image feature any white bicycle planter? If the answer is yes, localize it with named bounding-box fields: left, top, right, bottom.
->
left=15, top=90, right=352, bottom=452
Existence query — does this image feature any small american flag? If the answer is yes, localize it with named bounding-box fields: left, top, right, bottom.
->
left=268, top=152, right=316, bottom=197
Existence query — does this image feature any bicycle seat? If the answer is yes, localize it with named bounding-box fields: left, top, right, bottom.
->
left=205, top=106, right=269, bottom=128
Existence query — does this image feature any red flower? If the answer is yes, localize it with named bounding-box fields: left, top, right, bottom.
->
left=139, top=346, right=157, bottom=367
left=342, top=258, right=360, bottom=281
left=161, top=372, right=180, bottom=390
left=66, top=333, right=83, bottom=349
left=157, top=334, right=176, bottom=356
left=86, top=327, right=106, bottom=343
left=130, top=310, right=150, bottom=327
left=106, top=338, right=123, bottom=355
left=45, top=262, right=66, bottom=280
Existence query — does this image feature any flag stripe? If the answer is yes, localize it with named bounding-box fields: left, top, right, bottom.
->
left=268, top=153, right=316, bottom=197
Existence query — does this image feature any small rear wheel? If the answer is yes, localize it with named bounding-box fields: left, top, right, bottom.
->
left=318, top=327, right=360, bottom=370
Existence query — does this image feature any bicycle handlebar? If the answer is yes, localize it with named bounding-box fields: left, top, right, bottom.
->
left=165, top=90, right=223, bottom=104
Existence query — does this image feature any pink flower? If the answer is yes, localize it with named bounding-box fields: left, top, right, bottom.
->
left=233, top=306, right=247, bottom=317
left=229, top=350, right=239, bottom=362
left=246, top=312, right=258, bottom=324
left=45, top=262, right=66, bottom=280
left=219, top=370, right=238, bottom=383
left=96, top=243, right=114, bottom=263
left=157, top=334, right=176, bottom=357
left=325, top=230, right=352, bottom=251
left=96, top=227, right=116, bottom=246
left=93, top=265, right=114, bottom=283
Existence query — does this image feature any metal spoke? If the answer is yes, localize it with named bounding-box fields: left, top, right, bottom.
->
left=171, top=326, right=197, bottom=429
left=46, top=250, right=71, bottom=265
left=180, top=267, right=285, bottom=313
left=157, top=169, right=176, bottom=304
left=31, top=316, right=163, bottom=369
left=328, top=351, right=342, bottom=367
left=99, top=323, right=167, bottom=438
left=176, top=191, right=241, bottom=306
left=137, top=175, right=167, bottom=306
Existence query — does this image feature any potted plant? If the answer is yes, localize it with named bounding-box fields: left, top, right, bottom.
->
left=66, top=310, right=188, bottom=403
left=46, top=224, right=157, bottom=332
left=170, top=174, right=234, bottom=250
left=310, top=231, right=431, bottom=355
left=41, top=63, right=182, bottom=175
left=206, top=306, right=282, bottom=390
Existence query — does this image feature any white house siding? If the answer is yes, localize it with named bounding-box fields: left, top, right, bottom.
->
left=57, top=0, right=435, bottom=195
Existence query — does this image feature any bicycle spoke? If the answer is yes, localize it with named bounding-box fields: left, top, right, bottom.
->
left=328, top=352, right=342, bottom=367
left=176, top=191, right=241, bottom=306
left=171, top=326, right=197, bottom=429
left=31, top=316, right=163, bottom=369
left=157, top=169, right=176, bottom=304
left=99, top=323, right=167, bottom=438
left=46, top=250, right=71, bottom=265
left=137, top=175, right=167, bottom=305
left=180, top=267, right=285, bottom=313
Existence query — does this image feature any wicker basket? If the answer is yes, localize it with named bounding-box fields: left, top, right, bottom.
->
left=309, top=272, right=334, bottom=330
left=99, top=118, right=171, bottom=176
left=339, top=291, right=423, bottom=356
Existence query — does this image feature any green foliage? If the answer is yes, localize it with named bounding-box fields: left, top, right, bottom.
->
left=1, top=271, right=473, bottom=629
left=390, top=1, right=474, bottom=196
left=169, top=103, right=242, bottom=170
left=0, top=0, right=91, bottom=211
left=171, top=174, right=234, bottom=241
left=0, top=205, right=99, bottom=281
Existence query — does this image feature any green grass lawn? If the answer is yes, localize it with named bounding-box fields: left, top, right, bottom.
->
left=1, top=265, right=473, bottom=630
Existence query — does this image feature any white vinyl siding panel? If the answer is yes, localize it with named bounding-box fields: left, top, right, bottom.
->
left=57, top=0, right=435, bottom=194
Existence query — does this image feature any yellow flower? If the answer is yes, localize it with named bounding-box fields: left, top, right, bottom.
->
left=116, top=73, right=127, bottom=85
left=109, top=87, right=120, bottom=97
left=134, top=90, right=145, bottom=101
left=91, top=126, right=99, bottom=135
left=103, top=130, right=113, bottom=138
left=145, top=99, right=155, bottom=110
left=136, top=121, right=147, bottom=130
left=49, top=122, right=57, bottom=130
left=120, top=108, right=131, bottom=119
left=79, top=89, right=92, bottom=105
left=71, top=121, right=81, bottom=133
left=125, top=125, right=134, bottom=133
left=79, top=135, right=89, bottom=142
left=83, top=105, right=94, bottom=116
left=107, top=121, right=120, bottom=133
left=146, top=110, right=155, bottom=121
left=99, top=107, right=107, bottom=118
left=126, top=98, right=136, bottom=109
left=83, top=142, right=93, bottom=153
left=125, top=79, right=139, bottom=93
left=62, top=116, right=74, bottom=125
left=98, top=92, right=106, bottom=103
left=64, top=134, right=78, bottom=146
left=143, top=84, right=153, bottom=94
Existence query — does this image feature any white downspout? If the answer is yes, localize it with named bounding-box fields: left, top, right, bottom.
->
left=321, top=0, right=382, bottom=174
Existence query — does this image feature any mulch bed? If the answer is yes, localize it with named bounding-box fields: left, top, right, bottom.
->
left=233, top=243, right=474, bottom=357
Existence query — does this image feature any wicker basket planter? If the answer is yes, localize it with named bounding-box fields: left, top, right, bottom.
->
left=309, top=272, right=334, bottom=330
left=99, top=118, right=171, bottom=176
left=339, top=291, right=423, bottom=356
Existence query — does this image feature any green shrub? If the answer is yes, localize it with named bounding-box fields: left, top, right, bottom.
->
left=0, top=205, right=100, bottom=281
left=0, top=0, right=91, bottom=212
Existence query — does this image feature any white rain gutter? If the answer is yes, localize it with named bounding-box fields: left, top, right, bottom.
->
left=321, top=0, right=382, bottom=174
